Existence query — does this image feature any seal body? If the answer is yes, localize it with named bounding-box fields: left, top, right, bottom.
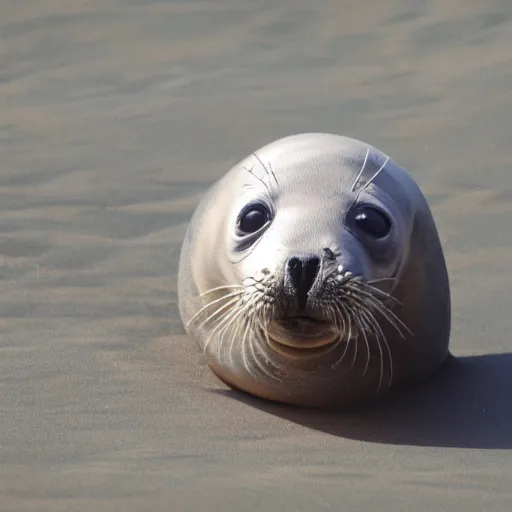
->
left=178, top=133, right=450, bottom=408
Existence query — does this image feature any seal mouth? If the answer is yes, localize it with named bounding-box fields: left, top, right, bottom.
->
left=266, top=316, right=341, bottom=359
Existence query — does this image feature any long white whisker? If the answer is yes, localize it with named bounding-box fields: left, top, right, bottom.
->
left=204, top=301, right=246, bottom=356
left=320, top=306, right=347, bottom=359
left=360, top=308, right=385, bottom=390
left=362, top=155, right=390, bottom=191
left=350, top=311, right=360, bottom=369
left=206, top=290, right=261, bottom=356
left=366, top=307, right=393, bottom=389
left=346, top=285, right=410, bottom=338
left=365, top=295, right=411, bottom=337
left=382, top=335, right=393, bottom=388
left=355, top=282, right=401, bottom=306
left=199, top=285, right=244, bottom=298
left=355, top=309, right=372, bottom=376
left=194, top=296, right=241, bottom=331
left=218, top=301, right=248, bottom=362
left=366, top=306, right=393, bottom=388
left=331, top=301, right=354, bottom=368
left=351, top=147, right=370, bottom=192
left=187, top=291, right=242, bottom=327
left=226, top=303, right=258, bottom=367
left=248, top=325, right=280, bottom=381
left=240, top=318, right=258, bottom=378
left=332, top=333, right=352, bottom=368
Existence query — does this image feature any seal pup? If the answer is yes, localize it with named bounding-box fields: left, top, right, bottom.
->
left=178, top=133, right=450, bottom=408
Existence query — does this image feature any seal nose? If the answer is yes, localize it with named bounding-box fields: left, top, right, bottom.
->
left=287, top=256, right=321, bottom=310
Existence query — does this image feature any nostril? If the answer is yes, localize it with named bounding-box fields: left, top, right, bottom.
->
left=286, top=256, right=321, bottom=309
left=287, top=257, right=303, bottom=290
left=304, top=257, right=320, bottom=290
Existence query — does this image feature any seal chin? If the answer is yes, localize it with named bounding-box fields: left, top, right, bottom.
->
left=266, top=317, right=343, bottom=360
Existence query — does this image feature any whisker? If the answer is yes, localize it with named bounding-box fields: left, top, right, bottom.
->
left=255, top=304, right=287, bottom=381
left=241, top=318, right=258, bottom=378
left=218, top=299, right=251, bottom=362
left=240, top=322, right=250, bottom=376
left=187, top=291, right=243, bottom=328
left=382, top=335, right=394, bottom=388
left=365, top=295, right=411, bottom=337
left=351, top=147, right=370, bottom=192
left=364, top=305, right=394, bottom=388
left=350, top=311, right=360, bottom=369
left=365, top=308, right=393, bottom=389
left=267, top=161, right=279, bottom=189
left=204, top=301, right=246, bottom=356
left=245, top=165, right=272, bottom=196
left=194, top=296, right=241, bottom=331
left=355, top=310, right=372, bottom=376
left=206, top=290, right=260, bottom=349
left=321, top=306, right=345, bottom=358
left=225, top=299, right=258, bottom=366
left=253, top=152, right=279, bottom=192
left=344, top=287, right=410, bottom=338
left=331, top=332, right=352, bottom=368
left=356, top=282, right=401, bottom=305
left=331, top=301, right=354, bottom=368
left=362, top=155, right=390, bottom=191
left=248, top=325, right=281, bottom=381
left=199, top=284, right=244, bottom=297
left=360, top=308, right=385, bottom=390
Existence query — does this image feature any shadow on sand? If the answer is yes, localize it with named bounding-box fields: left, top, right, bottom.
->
left=212, top=353, right=512, bottom=449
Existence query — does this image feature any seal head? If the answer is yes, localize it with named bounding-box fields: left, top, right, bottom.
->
left=178, top=133, right=450, bottom=408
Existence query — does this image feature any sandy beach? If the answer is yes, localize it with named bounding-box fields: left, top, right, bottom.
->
left=1, top=0, right=512, bottom=510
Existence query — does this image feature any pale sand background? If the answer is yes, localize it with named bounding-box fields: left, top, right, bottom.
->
left=1, top=1, right=512, bottom=510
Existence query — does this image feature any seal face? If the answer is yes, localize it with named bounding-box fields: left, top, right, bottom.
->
left=178, top=133, right=451, bottom=408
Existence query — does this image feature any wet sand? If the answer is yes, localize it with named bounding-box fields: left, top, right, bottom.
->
left=1, top=1, right=512, bottom=510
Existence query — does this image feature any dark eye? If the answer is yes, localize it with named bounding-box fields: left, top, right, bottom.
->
left=354, top=207, right=391, bottom=239
left=238, top=203, right=270, bottom=235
